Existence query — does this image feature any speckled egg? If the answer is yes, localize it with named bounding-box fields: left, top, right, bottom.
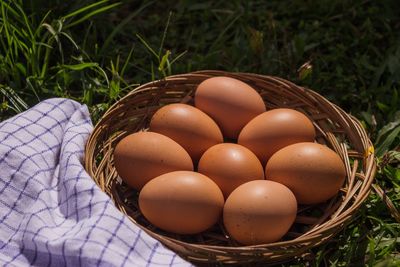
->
left=223, top=180, right=297, bottom=245
left=238, top=108, right=316, bottom=165
left=149, top=103, right=223, bottom=163
left=139, top=171, right=224, bottom=234
left=198, top=143, right=264, bottom=198
left=113, top=132, right=193, bottom=190
left=265, top=142, right=346, bottom=204
left=194, top=76, right=266, bottom=139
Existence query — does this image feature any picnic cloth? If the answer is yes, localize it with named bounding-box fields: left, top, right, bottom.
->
left=0, top=98, right=192, bottom=267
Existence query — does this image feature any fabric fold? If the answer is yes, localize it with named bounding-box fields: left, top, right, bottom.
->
left=0, top=98, right=191, bottom=267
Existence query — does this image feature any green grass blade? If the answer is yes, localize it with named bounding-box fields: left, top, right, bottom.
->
left=375, top=125, right=400, bottom=157
left=25, top=76, right=41, bottom=101
left=169, top=50, right=187, bottom=66
left=61, top=63, right=110, bottom=88
left=95, top=65, right=110, bottom=88
left=0, top=1, right=20, bottom=21
left=15, top=62, right=26, bottom=76
left=136, top=34, right=159, bottom=59
left=34, top=10, right=52, bottom=37
left=100, top=0, right=155, bottom=54
left=41, top=22, right=55, bottom=36
left=120, top=46, right=134, bottom=77
left=158, top=50, right=171, bottom=72
left=166, top=58, right=171, bottom=76
left=209, top=13, right=242, bottom=52
left=81, top=20, right=93, bottom=51
left=158, top=11, right=172, bottom=58
left=34, top=11, right=52, bottom=62
left=376, top=120, right=400, bottom=146
left=59, top=32, right=79, bottom=50
left=61, top=62, right=99, bottom=71
left=1, top=1, right=12, bottom=47
left=63, top=0, right=109, bottom=19
left=34, top=41, right=53, bottom=49
left=4, top=42, right=15, bottom=64
left=14, top=35, right=29, bottom=52
left=0, top=86, right=28, bottom=113
left=13, top=2, right=34, bottom=39
left=6, top=22, right=27, bottom=40
left=64, top=2, right=122, bottom=29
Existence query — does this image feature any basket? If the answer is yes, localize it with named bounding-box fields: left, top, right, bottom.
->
left=84, top=70, right=376, bottom=265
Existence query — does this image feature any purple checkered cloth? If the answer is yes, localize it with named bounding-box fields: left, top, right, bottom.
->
left=0, top=98, right=192, bottom=266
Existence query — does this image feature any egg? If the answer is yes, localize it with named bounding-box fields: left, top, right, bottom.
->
left=113, top=132, right=193, bottom=190
left=238, top=108, right=316, bottom=165
left=265, top=142, right=346, bottom=204
left=139, top=171, right=224, bottom=234
left=194, top=76, right=266, bottom=139
left=197, top=143, right=264, bottom=198
left=149, top=103, right=223, bottom=163
left=223, top=180, right=297, bottom=245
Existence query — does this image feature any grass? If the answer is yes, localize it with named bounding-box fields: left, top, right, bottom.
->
left=1, top=0, right=399, bottom=265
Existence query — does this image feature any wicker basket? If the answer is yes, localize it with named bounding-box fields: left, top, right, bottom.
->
left=84, top=70, right=376, bottom=265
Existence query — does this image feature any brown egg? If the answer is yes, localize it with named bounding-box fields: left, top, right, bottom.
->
left=149, top=103, right=223, bottom=163
left=113, top=132, right=193, bottom=190
left=139, top=171, right=224, bottom=234
left=198, top=143, right=264, bottom=198
left=194, top=76, right=266, bottom=139
left=238, top=108, right=316, bottom=165
left=223, top=180, right=297, bottom=245
left=265, top=142, right=346, bottom=204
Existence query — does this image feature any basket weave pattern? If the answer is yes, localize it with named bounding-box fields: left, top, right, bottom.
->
left=85, top=71, right=376, bottom=265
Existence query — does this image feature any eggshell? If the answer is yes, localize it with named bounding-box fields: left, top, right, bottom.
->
left=139, top=171, right=224, bottom=234
left=238, top=108, right=316, bottom=165
left=265, top=142, right=346, bottom=204
left=197, top=143, right=264, bottom=198
left=194, top=76, right=266, bottom=139
left=149, top=103, right=223, bottom=163
left=113, top=132, right=193, bottom=190
left=223, top=180, right=297, bottom=245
